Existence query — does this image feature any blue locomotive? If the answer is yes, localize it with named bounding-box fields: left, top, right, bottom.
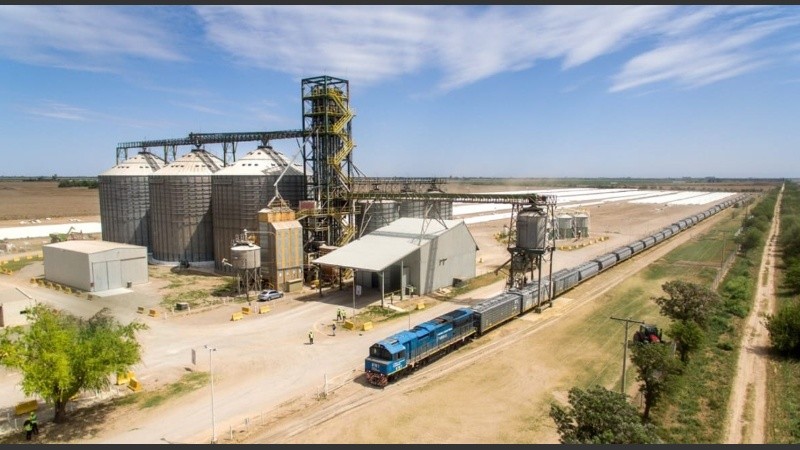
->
left=364, top=194, right=748, bottom=387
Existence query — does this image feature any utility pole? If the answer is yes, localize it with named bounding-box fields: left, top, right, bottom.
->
left=610, top=317, right=646, bottom=394
left=204, top=345, right=217, bottom=444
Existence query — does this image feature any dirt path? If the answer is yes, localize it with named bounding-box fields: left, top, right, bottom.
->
left=724, top=184, right=783, bottom=444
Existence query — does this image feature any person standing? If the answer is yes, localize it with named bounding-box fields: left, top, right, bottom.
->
left=332, top=323, right=336, bottom=336
left=308, top=330, right=314, bottom=345
left=23, top=419, right=33, bottom=441
left=29, top=411, right=38, bottom=435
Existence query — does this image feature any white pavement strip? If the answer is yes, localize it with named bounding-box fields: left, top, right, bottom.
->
left=455, top=188, right=737, bottom=223
left=0, top=190, right=738, bottom=238
left=0, top=222, right=102, bottom=240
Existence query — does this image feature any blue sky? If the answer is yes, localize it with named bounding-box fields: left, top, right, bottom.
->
left=1, top=5, right=799, bottom=178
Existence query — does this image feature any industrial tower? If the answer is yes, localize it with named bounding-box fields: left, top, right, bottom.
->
left=300, top=76, right=357, bottom=249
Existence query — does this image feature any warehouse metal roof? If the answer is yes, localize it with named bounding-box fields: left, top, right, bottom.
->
left=45, top=240, right=146, bottom=254
left=312, top=217, right=468, bottom=272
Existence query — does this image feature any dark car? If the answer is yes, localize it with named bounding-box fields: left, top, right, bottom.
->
left=258, top=289, right=283, bottom=301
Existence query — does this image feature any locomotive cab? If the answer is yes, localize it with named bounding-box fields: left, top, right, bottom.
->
left=365, top=339, right=409, bottom=387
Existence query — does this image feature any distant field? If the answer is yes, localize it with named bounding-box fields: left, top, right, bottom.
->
left=0, top=177, right=775, bottom=225
left=0, top=180, right=99, bottom=222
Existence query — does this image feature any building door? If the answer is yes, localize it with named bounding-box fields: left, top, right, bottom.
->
left=107, top=260, right=122, bottom=290
left=92, top=262, right=108, bottom=292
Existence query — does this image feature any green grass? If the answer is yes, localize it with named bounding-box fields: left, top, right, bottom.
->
left=767, top=357, right=800, bottom=443
left=647, top=190, right=777, bottom=443
left=114, top=371, right=210, bottom=409
left=0, top=255, right=42, bottom=271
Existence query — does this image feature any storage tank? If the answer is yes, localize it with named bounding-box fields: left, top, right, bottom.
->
left=572, top=211, right=589, bottom=238
left=516, top=207, right=547, bottom=252
left=149, top=148, right=224, bottom=263
left=556, top=213, right=574, bottom=239
left=357, top=200, right=399, bottom=236
left=98, top=151, right=166, bottom=250
left=231, top=241, right=261, bottom=269
left=212, top=145, right=307, bottom=270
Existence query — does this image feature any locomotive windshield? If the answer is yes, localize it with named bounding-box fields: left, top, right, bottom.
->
left=369, top=344, right=393, bottom=361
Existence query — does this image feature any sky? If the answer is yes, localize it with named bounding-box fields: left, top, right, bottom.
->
left=1, top=5, right=799, bottom=179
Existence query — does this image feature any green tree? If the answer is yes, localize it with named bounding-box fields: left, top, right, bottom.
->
left=630, top=342, right=681, bottom=421
left=653, top=280, right=720, bottom=327
left=667, top=320, right=704, bottom=363
left=766, top=300, right=800, bottom=358
left=549, top=385, right=660, bottom=444
left=736, top=228, right=763, bottom=253
left=782, top=261, right=800, bottom=295
left=0, top=304, right=147, bottom=423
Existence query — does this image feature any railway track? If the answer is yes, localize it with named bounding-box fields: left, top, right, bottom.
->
left=239, top=211, right=727, bottom=444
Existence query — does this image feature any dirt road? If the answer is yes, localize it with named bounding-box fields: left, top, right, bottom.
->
left=724, top=184, right=783, bottom=443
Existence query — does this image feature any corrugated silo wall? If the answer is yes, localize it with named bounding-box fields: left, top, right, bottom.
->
left=358, top=201, right=399, bottom=235
left=149, top=175, right=215, bottom=262
left=399, top=200, right=453, bottom=220
left=98, top=175, right=152, bottom=249
left=212, top=174, right=306, bottom=271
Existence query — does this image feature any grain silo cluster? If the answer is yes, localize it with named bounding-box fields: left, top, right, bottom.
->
left=101, top=75, right=478, bottom=294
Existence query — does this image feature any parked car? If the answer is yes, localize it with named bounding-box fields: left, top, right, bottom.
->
left=258, top=289, right=283, bottom=301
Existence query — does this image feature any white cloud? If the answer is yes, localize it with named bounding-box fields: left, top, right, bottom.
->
left=610, top=11, right=800, bottom=92
left=3, top=5, right=799, bottom=95
left=0, top=5, right=185, bottom=69
left=25, top=102, right=90, bottom=121
left=194, top=5, right=436, bottom=87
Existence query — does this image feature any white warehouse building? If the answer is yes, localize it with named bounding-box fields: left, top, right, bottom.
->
left=43, top=240, right=148, bottom=292
left=313, top=217, right=478, bottom=298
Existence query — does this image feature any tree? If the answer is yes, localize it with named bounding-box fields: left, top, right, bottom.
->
left=653, top=280, right=720, bottom=327
left=782, top=261, right=800, bottom=295
left=0, top=304, right=147, bottom=423
left=549, top=385, right=660, bottom=444
left=630, top=342, right=681, bottom=421
left=766, top=300, right=800, bottom=358
left=736, top=228, right=763, bottom=253
left=667, top=320, right=704, bottom=363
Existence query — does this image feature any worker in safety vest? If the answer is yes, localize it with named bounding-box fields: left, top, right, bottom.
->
left=29, top=411, right=38, bottom=434
left=308, top=330, right=314, bottom=345
left=23, top=419, right=33, bottom=440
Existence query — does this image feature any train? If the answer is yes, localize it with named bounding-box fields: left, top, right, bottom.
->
left=363, top=194, right=748, bottom=387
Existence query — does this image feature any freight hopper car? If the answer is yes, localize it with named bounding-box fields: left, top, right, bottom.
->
left=364, top=194, right=748, bottom=387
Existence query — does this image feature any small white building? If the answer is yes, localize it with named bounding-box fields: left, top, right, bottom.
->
left=43, top=240, right=148, bottom=292
left=313, top=217, right=478, bottom=298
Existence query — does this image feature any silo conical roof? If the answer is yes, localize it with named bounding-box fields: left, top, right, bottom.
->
left=100, top=151, right=166, bottom=176
left=214, top=145, right=304, bottom=176
left=153, top=148, right=224, bottom=175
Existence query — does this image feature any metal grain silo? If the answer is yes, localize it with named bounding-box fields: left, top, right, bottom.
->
left=357, top=200, right=400, bottom=236
left=149, top=148, right=224, bottom=264
left=556, top=213, right=574, bottom=239
left=516, top=207, right=547, bottom=252
left=398, top=187, right=452, bottom=220
left=572, top=211, right=589, bottom=238
left=211, top=145, right=307, bottom=271
left=98, top=151, right=166, bottom=250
